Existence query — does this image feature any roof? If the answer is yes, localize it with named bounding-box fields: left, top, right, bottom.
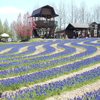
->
left=88, top=22, right=97, bottom=25
left=31, top=7, right=41, bottom=17
left=70, top=23, right=89, bottom=28
left=66, top=23, right=89, bottom=30
left=0, top=33, right=9, bottom=37
left=31, top=5, right=58, bottom=19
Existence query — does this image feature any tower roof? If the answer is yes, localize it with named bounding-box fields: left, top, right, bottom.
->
left=31, top=5, right=58, bottom=19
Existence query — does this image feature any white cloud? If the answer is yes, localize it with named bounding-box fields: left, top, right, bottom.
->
left=0, top=6, right=24, bottom=14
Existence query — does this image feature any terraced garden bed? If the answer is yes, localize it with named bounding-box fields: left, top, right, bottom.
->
left=0, top=38, right=100, bottom=100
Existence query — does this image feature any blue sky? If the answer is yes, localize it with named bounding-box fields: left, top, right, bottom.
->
left=0, top=0, right=100, bottom=25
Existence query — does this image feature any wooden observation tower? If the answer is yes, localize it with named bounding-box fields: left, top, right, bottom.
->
left=31, top=5, right=58, bottom=38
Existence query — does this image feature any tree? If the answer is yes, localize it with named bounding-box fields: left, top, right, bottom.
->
left=3, top=19, right=9, bottom=33
left=70, top=0, right=74, bottom=23
left=0, top=19, right=3, bottom=35
left=92, top=5, right=100, bottom=22
left=55, top=0, right=68, bottom=30
left=8, top=23, right=14, bottom=39
left=79, top=1, right=87, bottom=23
left=12, top=12, right=36, bottom=41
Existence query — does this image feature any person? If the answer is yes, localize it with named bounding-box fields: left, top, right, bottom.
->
left=73, top=30, right=76, bottom=38
left=88, top=31, right=91, bottom=38
left=82, top=31, right=85, bottom=38
left=74, top=31, right=78, bottom=38
left=98, top=31, right=100, bottom=38
left=78, top=31, right=81, bottom=38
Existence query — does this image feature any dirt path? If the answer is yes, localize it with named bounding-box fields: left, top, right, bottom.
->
left=25, top=43, right=64, bottom=57
left=0, top=48, right=12, bottom=54
left=91, top=40, right=98, bottom=43
left=16, top=46, right=29, bottom=53
left=26, top=45, right=45, bottom=56
left=50, top=43, right=65, bottom=54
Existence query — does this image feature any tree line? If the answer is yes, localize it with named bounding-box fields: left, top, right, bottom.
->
left=49, top=0, right=100, bottom=30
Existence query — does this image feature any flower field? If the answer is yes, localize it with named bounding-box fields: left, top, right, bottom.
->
left=0, top=38, right=100, bottom=100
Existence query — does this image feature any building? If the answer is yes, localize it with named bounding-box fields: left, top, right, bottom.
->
left=31, top=5, right=58, bottom=38
left=56, top=23, right=89, bottom=39
left=88, top=22, right=98, bottom=37
left=56, top=22, right=100, bottom=39
left=65, top=23, right=89, bottom=38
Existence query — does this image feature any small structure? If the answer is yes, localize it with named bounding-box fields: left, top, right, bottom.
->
left=0, top=33, right=9, bottom=42
left=65, top=23, right=89, bottom=38
left=56, top=30, right=67, bottom=39
left=31, top=5, right=58, bottom=38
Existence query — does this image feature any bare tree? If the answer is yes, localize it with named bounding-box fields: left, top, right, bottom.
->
left=73, top=6, right=79, bottom=23
left=92, top=5, right=100, bottom=22
left=70, top=0, right=74, bottom=23
left=68, top=0, right=79, bottom=23
left=56, top=0, right=68, bottom=30
left=79, top=1, right=87, bottom=23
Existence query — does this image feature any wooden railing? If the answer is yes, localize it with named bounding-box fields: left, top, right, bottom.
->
left=35, top=20, right=57, bottom=27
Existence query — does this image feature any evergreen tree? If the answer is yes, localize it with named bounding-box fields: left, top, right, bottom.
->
left=0, top=19, right=3, bottom=35
left=3, top=19, right=9, bottom=33
left=8, top=23, right=14, bottom=37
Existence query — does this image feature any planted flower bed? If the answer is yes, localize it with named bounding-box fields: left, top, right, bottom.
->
left=0, top=38, right=100, bottom=100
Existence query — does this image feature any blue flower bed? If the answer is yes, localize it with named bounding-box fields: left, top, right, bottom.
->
left=2, top=66, right=100, bottom=100
left=0, top=53, right=100, bottom=87
left=0, top=40, right=63, bottom=61
left=0, top=41, right=47, bottom=57
left=0, top=40, right=76, bottom=67
left=0, top=39, right=98, bottom=76
left=84, top=40, right=100, bottom=46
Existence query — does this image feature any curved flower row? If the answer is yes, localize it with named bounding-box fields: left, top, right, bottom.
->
left=0, top=40, right=76, bottom=67
left=84, top=40, right=100, bottom=46
left=0, top=38, right=95, bottom=62
left=0, top=43, right=18, bottom=53
left=0, top=39, right=75, bottom=62
left=0, top=41, right=51, bottom=57
left=0, top=40, right=63, bottom=62
left=0, top=39, right=97, bottom=76
left=2, top=66, right=100, bottom=100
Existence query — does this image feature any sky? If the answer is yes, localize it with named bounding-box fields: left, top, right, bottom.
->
left=0, top=0, right=100, bottom=25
